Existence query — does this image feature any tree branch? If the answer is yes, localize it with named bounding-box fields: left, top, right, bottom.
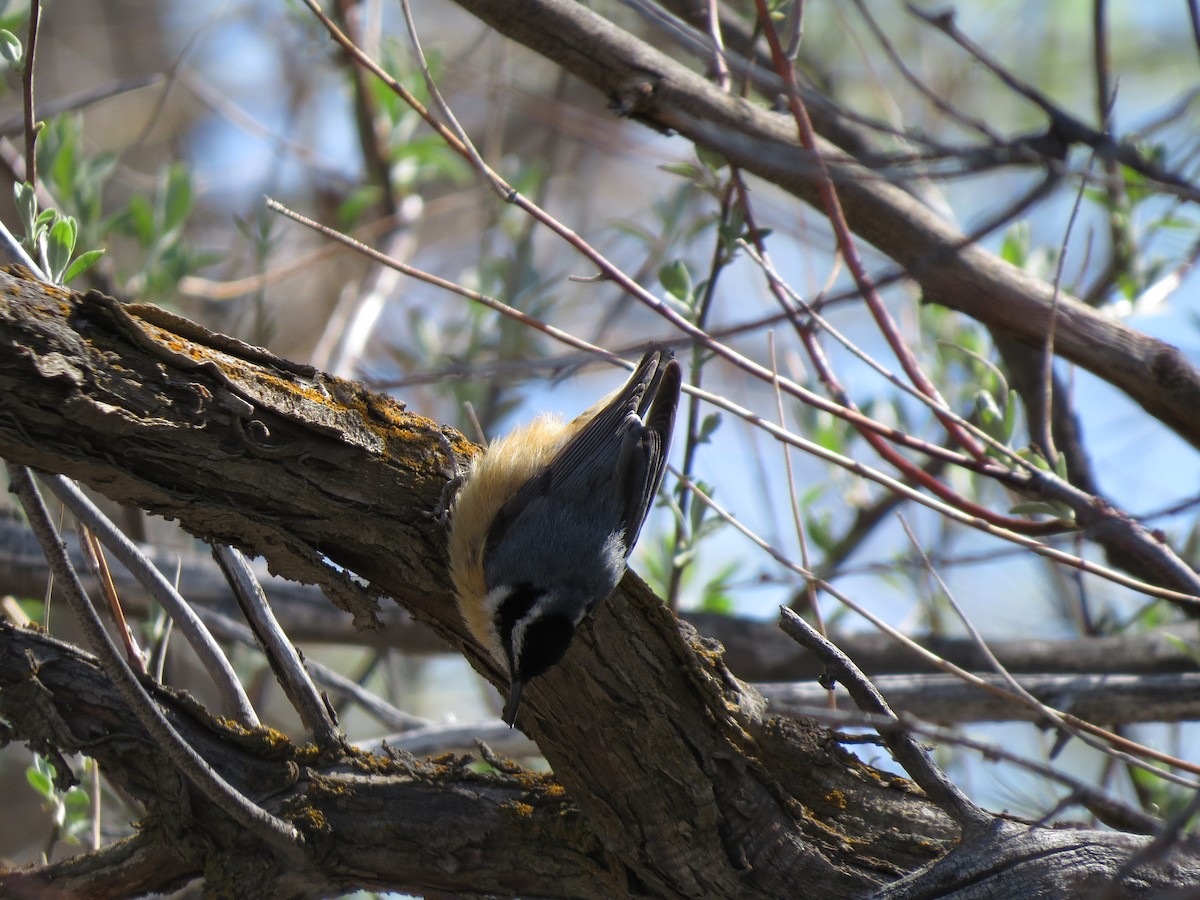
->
left=0, top=623, right=615, bottom=897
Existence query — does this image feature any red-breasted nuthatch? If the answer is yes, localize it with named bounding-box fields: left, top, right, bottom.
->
left=447, top=348, right=681, bottom=725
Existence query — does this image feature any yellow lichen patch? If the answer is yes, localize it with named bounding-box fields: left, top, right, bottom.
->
left=824, top=789, right=847, bottom=810
left=288, top=803, right=331, bottom=835
left=305, top=777, right=352, bottom=800
left=292, top=742, right=327, bottom=763
left=502, top=800, right=535, bottom=818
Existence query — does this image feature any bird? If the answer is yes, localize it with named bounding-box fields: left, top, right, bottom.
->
left=447, top=348, right=681, bottom=726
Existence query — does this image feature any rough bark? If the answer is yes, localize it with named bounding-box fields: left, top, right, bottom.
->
left=0, top=624, right=610, bottom=898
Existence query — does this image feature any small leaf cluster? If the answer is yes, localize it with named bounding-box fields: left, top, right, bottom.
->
left=26, top=754, right=92, bottom=851
left=28, top=115, right=215, bottom=298
left=13, top=182, right=104, bottom=285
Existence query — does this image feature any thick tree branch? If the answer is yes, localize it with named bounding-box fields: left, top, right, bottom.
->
left=762, top=672, right=1200, bottom=725
left=0, top=623, right=614, bottom=897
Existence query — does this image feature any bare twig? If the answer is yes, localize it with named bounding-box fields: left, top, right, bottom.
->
left=783, top=701, right=1164, bottom=835
left=769, top=335, right=825, bottom=634
left=76, top=524, right=146, bottom=674
left=40, top=473, right=259, bottom=726
left=674, top=471, right=1200, bottom=787
left=21, top=0, right=40, bottom=188
left=907, top=3, right=1193, bottom=193
left=759, top=672, right=1200, bottom=726
left=752, top=0, right=984, bottom=460
left=194, top=605, right=423, bottom=732
left=779, top=607, right=989, bottom=830
left=212, top=544, right=344, bottom=753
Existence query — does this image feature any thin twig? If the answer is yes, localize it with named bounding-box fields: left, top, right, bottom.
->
left=703, top=0, right=730, bottom=91
left=1041, top=145, right=1100, bottom=467
left=40, top=473, right=259, bottom=726
left=75, top=524, right=146, bottom=674
left=194, top=604, right=424, bottom=732
left=0, top=74, right=161, bottom=138
left=779, top=607, right=989, bottom=830
left=783, top=702, right=1163, bottom=835
left=907, top=3, right=1193, bottom=193
left=666, top=183, right=736, bottom=609
left=768, top=335, right=827, bottom=642
left=21, top=0, right=40, bottom=188
left=212, top=544, right=344, bottom=753
left=397, top=0, right=509, bottom=201
left=752, top=0, right=985, bottom=461
left=674, top=470, right=1200, bottom=787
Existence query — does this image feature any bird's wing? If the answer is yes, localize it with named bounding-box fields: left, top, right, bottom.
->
left=615, top=355, right=681, bottom=553
left=483, top=349, right=675, bottom=558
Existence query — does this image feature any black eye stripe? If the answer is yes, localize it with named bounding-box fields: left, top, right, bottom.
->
left=514, top=614, right=575, bottom=682
left=495, top=583, right=542, bottom=655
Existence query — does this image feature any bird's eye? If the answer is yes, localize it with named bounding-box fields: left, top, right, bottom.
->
left=494, top=583, right=542, bottom=657
left=515, top=614, right=575, bottom=682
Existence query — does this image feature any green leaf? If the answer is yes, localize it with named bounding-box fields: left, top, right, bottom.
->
left=697, top=412, right=722, bottom=444
left=124, top=194, right=154, bottom=245
left=1054, top=451, right=1070, bottom=481
left=48, top=132, right=78, bottom=201
left=61, top=787, right=91, bottom=841
left=26, top=764, right=52, bottom=798
left=659, top=259, right=692, bottom=301
left=806, top=510, right=834, bottom=552
left=812, top=413, right=844, bottom=454
left=337, top=184, right=384, bottom=227
left=973, top=389, right=1006, bottom=442
left=162, top=164, right=192, bottom=233
left=13, top=181, right=36, bottom=239
left=63, top=248, right=105, bottom=283
left=699, top=587, right=734, bottom=615
left=1000, top=221, right=1030, bottom=267
left=687, top=479, right=715, bottom=535
left=660, top=162, right=702, bottom=181
left=696, top=145, right=728, bottom=172
left=1003, top=389, right=1018, bottom=443
left=46, top=215, right=78, bottom=281
left=799, top=483, right=826, bottom=508
left=0, top=28, right=21, bottom=66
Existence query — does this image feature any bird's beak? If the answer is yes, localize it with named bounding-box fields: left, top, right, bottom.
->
left=502, top=678, right=525, bottom=728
